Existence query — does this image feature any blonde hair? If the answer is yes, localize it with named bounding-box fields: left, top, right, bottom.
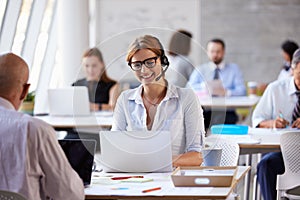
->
left=82, top=47, right=115, bottom=83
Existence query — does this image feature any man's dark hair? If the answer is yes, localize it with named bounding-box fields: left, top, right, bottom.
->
left=281, top=40, right=299, bottom=61
left=209, top=38, right=225, bottom=49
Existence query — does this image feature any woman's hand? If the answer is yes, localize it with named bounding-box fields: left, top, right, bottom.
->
left=90, top=103, right=100, bottom=111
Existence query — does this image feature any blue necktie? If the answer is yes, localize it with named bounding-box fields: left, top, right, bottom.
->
left=213, top=67, right=220, bottom=80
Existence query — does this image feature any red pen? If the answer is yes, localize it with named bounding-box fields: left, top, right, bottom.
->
left=111, top=176, right=144, bottom=180
left=142, top=187, right=161, bottom=193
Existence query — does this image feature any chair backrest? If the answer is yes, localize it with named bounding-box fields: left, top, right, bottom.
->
left=280, top=131, right=300, bottom=175
left=211, top=139, right=240, bottom=166
left=0, top=190, right=27, bottom=200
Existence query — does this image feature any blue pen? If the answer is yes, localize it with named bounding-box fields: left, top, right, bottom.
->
left=111, top=187, right=129, bottom=190
left=279, top=111, right=289, bottom=128
left=279, top=112, right=284, bottom=119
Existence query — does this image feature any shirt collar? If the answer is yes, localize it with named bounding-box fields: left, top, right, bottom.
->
left=288, top=77, right=298, bottom=96
left=218, top=61, right=225, bottom=69
left=128, top=82, right=179, bottom=104
left=0, top=97, right=15, bottom=110
left=209, top=61, right=225, bottom=70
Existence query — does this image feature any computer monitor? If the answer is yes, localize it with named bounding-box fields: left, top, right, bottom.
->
left=98, top=131, right=173, bottom=173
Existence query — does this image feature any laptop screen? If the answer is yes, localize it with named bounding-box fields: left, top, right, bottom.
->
left=99, top=131, right=173, bottom=173
left=58, top=139, right=96, bottom=186
left=48, top=87, right=90, bottom=116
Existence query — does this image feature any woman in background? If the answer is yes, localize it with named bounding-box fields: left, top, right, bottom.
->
left=166, top=29, right=194, bottom=87
left=73, top=47, right=119, bottom=111
left=112, top=35, right=205, bottom=167
left=277, top=40, right=299, bottom=80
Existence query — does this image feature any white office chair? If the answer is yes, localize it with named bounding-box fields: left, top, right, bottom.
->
left=0, top=190, right=27, bottom=200
left=211, top=139, right=240, bottom=200
left=212, top=139, right=240, bottom=166
left=277, top=131, right=300, bottom=200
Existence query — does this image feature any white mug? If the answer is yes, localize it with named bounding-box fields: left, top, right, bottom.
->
left=202, top=148, right=222, bottom=166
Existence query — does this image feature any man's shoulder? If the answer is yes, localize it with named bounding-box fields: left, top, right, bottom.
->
left=225, top=63, right=240, bottom=69
left=197, top=62, right=210, bottom=69
left=2, top=110, right=54, bottom=136
left=17, top=113, right=55, bottom=134
left=193, top=63, right=210, bottom=74
left=269, top=78, right=291, bottom=89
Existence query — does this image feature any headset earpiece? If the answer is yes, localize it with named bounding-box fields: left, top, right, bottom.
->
left=160, top=50, right=169, bottom=67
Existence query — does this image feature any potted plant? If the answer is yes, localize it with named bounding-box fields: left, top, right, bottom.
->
left=19, top=91, right=35, bottom=115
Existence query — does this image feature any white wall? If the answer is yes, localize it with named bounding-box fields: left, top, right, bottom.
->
left=93, top=0, right=300, bottom=85
left=93, top=0, right=201, bottom=85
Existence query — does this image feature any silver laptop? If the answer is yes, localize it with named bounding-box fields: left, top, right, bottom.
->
left=48, top=87, right=90, bottom=116
left=99, top=131, right=173, bottom=173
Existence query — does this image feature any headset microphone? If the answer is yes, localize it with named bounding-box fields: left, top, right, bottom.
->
left=155, top=64, right=169, bottom=81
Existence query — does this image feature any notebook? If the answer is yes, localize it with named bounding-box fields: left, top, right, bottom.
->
left=48, top=87, right=90, bottom=116
left=58, top=139, right=96, bottom=186
left=99, top=131, right=173, bottom=173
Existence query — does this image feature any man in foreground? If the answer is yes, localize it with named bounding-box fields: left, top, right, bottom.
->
left=0, top=53, right=84, bottom=200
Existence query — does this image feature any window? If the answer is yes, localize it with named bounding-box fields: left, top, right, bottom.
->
left=11, top=0, right=33, bottom=55
left=0, top=0, right=8, bottom=31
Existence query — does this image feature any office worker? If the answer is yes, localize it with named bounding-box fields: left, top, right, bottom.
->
left=111, top=35, right=205, bottom=167
left=72, top=47, right=119, bottom=111
left=277, top=40, right=299, bottom=81
left=0, top=53, right=84, bottom=200
left=165, top=29, right=194, bottom=87
left=252, top=49, right=300, bottom=200
left=187, top=38, right=246, bottom=128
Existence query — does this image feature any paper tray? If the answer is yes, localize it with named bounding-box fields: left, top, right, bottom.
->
left=171, top=166, right=237, bottom=187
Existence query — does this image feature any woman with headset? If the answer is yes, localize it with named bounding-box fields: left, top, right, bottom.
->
left=111, top=35, right=205, bottom=166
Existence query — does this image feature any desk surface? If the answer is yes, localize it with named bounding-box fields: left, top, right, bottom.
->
left=206, top=127, right=287, bottom=154
left=34, top=111, right=113, bottom=128
left=198, top=96, right=260, bottom=109
left=85, top=166, right=250, bottom=200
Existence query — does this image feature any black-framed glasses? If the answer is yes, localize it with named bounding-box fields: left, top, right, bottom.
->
left=128, top=57, right=158, bottom=71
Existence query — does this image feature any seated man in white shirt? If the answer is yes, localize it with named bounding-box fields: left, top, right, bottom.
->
left=252, top=48, right=300, bottom=200
left=0, top=53, right=84, bottom=200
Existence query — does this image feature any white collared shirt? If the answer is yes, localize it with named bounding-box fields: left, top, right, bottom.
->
left=213, top=61, right=225, bottom=70
left=112, top=83, right=205, bottom=155
left=252, top=77, right=297, bottom=128
left=0, top=97, right=84, bottom=200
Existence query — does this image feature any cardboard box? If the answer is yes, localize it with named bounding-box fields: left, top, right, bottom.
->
left=171, top=166, right=237, bottom=187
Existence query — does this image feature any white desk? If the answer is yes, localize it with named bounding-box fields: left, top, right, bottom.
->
left=85, top=166, right=250, bottom=200
left=206, top=128, right=299, bottom=200
left=34, top=111, right=113, bottom=129
left=198, top=96, right=260, bottom=109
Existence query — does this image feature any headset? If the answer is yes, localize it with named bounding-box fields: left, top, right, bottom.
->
left=160, top=50, right=170, bottom=67
left=155, top=50, right=169, bottom=81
